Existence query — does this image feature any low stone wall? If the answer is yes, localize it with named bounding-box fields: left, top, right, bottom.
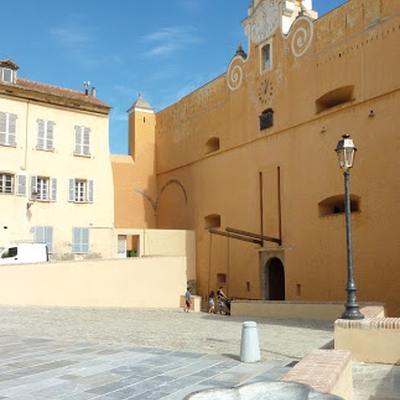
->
left=334, top=305, right=400, bottom=364
left=231, top=300, right=352, bottom=321
left=180, top=295, right=202, bottom=312
left=280, top=349, right=352, bottom=400
left=0, top=256, right=189, bottom=308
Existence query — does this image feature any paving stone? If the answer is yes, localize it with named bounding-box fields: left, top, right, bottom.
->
left=0, top=306, right=398, bottom=400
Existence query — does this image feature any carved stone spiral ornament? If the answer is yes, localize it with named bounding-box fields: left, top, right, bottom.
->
left=227, top=57, right=244, bottom=91
left=290, top=16, right=314, bottom=58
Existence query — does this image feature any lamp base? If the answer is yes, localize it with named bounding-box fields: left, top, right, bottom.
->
left=341, top=306, right=364, bottom=320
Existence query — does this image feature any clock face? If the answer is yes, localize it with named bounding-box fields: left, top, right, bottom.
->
left=251, top=0, right=279, bottom=44
left=258, top=78, right=273, bottom=104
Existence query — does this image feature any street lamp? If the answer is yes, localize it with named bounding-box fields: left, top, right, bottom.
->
left=335, top=134, right=364, bottom=320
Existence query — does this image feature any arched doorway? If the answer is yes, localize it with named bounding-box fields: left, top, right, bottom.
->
left=264, top=257, right=285, bottom=300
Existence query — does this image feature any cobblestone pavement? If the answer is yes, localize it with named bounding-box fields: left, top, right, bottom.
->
left=0, top=306, right=398, bottom=399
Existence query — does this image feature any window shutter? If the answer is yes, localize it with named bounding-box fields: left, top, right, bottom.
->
left=88, top=179, right=94, bottom=202
left=0, top=113, right=17, bottom=146
left=82, top=228, right=90, bottom=254
left=73, top=227, right=89, bottom=254
left=51, top=178, right=57, bottom=201
left=68, top=178, right=75, bottom=202
left=72, top=227, right=80, bottom=253
left=34, top=226, right=45, bottom=244
left=0, top=112, right=6, bottom=145
left=83, top=127, right=90, bottom=155
left=30, top=176, right=37, bottom=199
left=8, top=114, right=17, bottom=146
left=37, top=119, right=45, bottom=149
left=74, top=126, right=81, bottom=154
left=46, top=226, right=54, bottom=253
left=16, top=174, right=27, bottom=196
left=34, top=226, right=53, bottom=253
left=47, top=121, right=55, bottom=150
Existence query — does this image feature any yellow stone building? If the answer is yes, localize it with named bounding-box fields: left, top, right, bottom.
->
left=0, top=59, right=116, bottom=260
left=113, top=0, right=400, bottom=315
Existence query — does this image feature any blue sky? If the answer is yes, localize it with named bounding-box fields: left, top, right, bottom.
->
left=3, top=0, right=346, bottom=154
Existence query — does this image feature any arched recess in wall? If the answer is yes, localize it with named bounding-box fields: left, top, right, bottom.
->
left=205, top=137, right=220, bottom=154
left=316, top=85, right=354, bottom=113
left=157, top=179, right=189, bottom=229
left=318, top=194, right=360, bottom=217
left=135, top=178, right=189, bottom=228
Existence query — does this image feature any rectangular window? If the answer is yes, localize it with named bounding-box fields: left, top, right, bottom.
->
left=37, top=177, right=49, bottom=200
left=0, top=111, right=17, bottom=146
left=259, top=109, right=274, bottom=130
left=263, top=44, right=271, bottom=70
left=72, top=227, right=89, bottom=254
left=37, top=119, right=55, bottom=151
left=74, top=126, right=91, bottom=156
left=0, top=173, right=13, bottom=194
left=34, top=226, right=54, bottom=253
left=2, top=68, right=13, bottom=83
left=68, top=178, right=94, bottom=203
left=31, top=176, right=57, bottom=201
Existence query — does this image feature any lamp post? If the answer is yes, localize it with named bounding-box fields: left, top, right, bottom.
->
left=335, top=134, right=364, bottom=320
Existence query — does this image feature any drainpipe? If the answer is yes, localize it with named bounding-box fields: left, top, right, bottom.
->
left=20, top=100, right=30, bottom=171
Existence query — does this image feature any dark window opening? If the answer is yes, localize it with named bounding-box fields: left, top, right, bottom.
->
left=262, top=43, right=271, bottom=70
left=259, top=108, right=274, bottom=130
left=217, top=273, right=226, bottom=284
left=205, top=214, right=221, bottom=229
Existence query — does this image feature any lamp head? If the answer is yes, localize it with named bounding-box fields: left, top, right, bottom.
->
left=335, top=134, right=356, bottom=171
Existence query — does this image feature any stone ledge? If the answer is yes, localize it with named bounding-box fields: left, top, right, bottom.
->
left=280, top=349, right=352, bottom=400
left=334, top=305, right=400, bottom=364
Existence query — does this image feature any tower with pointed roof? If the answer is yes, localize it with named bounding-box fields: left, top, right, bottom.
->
left=127, top=94, right=155, bottom=161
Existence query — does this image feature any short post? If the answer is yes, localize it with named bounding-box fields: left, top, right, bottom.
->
left=239, top=321, right=260, bottom=362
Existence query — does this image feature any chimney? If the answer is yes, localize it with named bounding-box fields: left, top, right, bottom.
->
left=91, top=87, right=96, bottom=97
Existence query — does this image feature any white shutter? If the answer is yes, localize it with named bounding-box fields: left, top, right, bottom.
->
left=45, top=121, right=55, bottom=150
left=16, top=174, right=27, bottom=196
left=68, top=178, right=75, bottom=201
left=83, top=127, right=90, bottom=155
left=37, top=119, right=45, bottom=149
left=0, top=112, right=6, bottom=145
left=46, top=226, right=54, bottom=253
left=74, top=126, right=82, bottom=154
left=30, top=176, right=37, bottom=199
left=0, top=113, right=17, bottom=146
left=7, top=114, right=17, bottom=146
left=47, top=121, right=54, bottom=150
left=88, top=179, right=94, bottom=202
left=51, top=178, right=57, bottom=201
left=34, top=226, right=45, bottom=244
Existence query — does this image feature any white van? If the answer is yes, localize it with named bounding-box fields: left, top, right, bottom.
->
left=0, top=243, right=49, bottom=265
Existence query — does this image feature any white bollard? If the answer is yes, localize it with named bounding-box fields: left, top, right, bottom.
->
left=239, top=321, right=261, bottom=363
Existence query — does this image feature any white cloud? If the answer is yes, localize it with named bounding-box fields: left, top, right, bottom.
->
left=50, top=15, right=94, bottom=52
left=50, top=15, right=123, bottom=67
left=141, top=26, right=202, bottom=59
